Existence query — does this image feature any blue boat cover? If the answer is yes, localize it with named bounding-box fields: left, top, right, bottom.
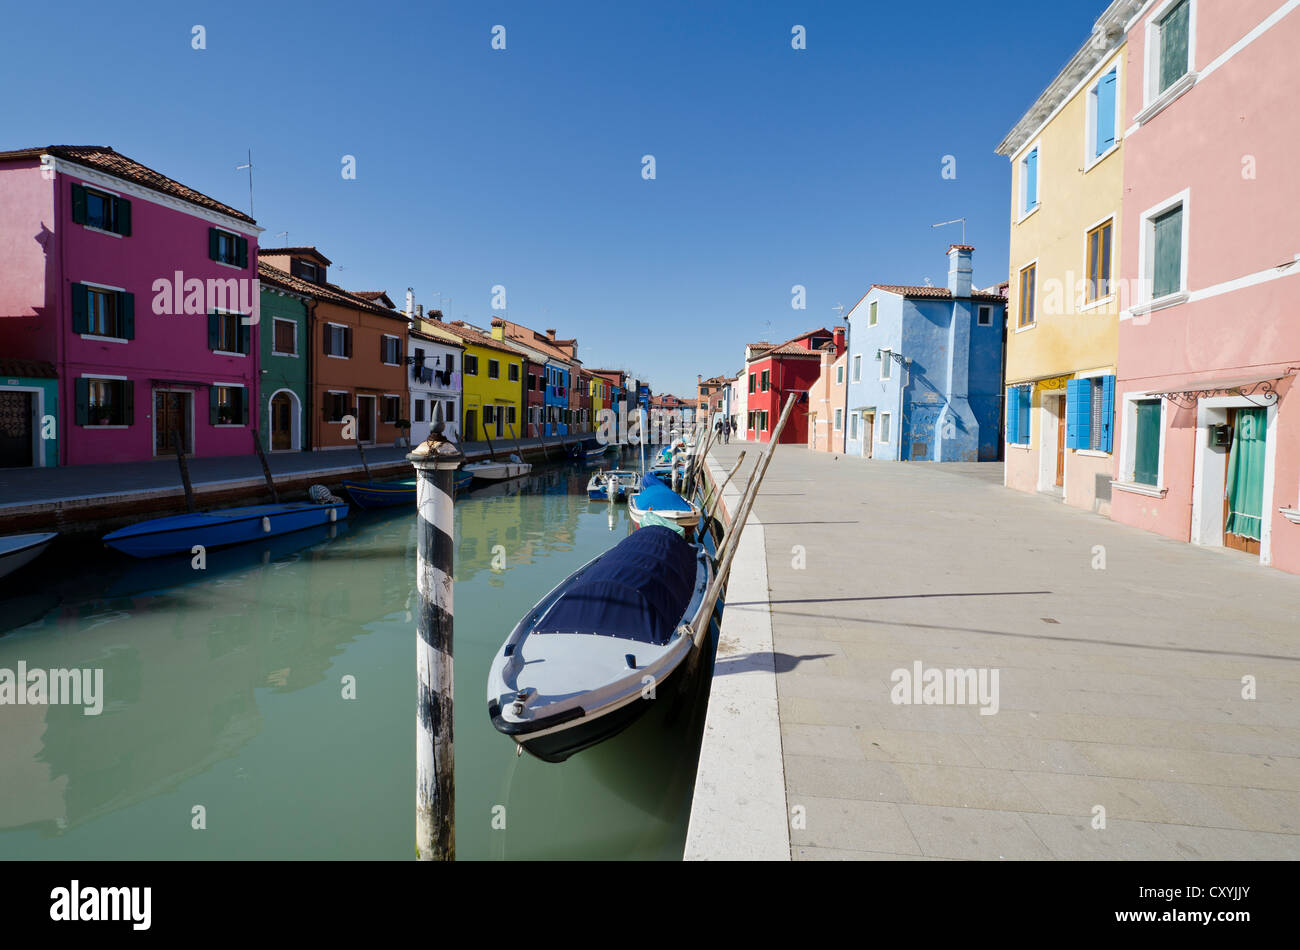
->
left=635, top=477, right=692, bottom=511
left=533, top=526, right=696, bottom=645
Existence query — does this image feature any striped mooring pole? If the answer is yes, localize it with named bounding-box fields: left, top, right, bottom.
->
left=408, top=424, right=464, bottom=861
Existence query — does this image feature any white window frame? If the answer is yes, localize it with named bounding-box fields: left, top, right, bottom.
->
left=1015, top=258, right=1039, bottom=332
left=211, top=308, right=247, bottom=358
left=1017, top=140, right=1042, bottom=222
left=868, top=300, right=878, bottom=327
left=852, top=355, right=862, bottom=383
left=325, top=389, right=350, bottom=423
left=1135, top=188, right=1190, bottom=311
left=1114, top=393, right=1169, bottom=496
left=79, top=280, right=130, bottom=343
left=271, top=316, right=299, bottom=357
left=835, top=364, right=844, bottom=385
left=381, top=334, right=401, bottom=366
left=325, top=322, right=350, bottom=360
left=1081, top=212, right=1119, bottom=312
left=1140, top=0, right=1198, bottom=121
left=977, top=305, right=992, bottom=326
left=834, top=408, right=843, bottom=431
left=880, top=349, right=892, bottom=382
left=81, top=373, right=132, bottom=429
left=878, top=411, right=891, bottom=443
left=1084, top=62, right=1122, bottom=172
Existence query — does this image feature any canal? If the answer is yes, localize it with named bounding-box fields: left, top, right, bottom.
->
left=0, top=453, right=714, bottom=860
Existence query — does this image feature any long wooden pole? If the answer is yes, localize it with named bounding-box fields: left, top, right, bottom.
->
left=705, top=450, right=746, bottom=524
left=692, top=393, right=798, bottom=653
left=356, top=435, right=373, bottom=480
left=173, top=429, right=195, bottom=513
left=250, top=428, right=279, bottom=503
left=408, top=428, right=463, bottom=861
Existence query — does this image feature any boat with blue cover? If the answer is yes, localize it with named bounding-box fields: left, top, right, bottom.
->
left=486, top=524, right=716, bottom=762
left=628, top=474, right=701, bottom=533
left=102, top=500, right=348, bottom=558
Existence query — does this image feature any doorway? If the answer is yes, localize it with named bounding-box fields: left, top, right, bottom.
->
left=1038, top=392, right=1065, bottom=495
left=154, top=390, right=192, bottom=456
left=1223, top=407, right=1265, bottom=555
left=0, top=390, right=36, bottom=467
left=466, top=409, right=478, bottom=441
left=270, top=390, right=298, bottom=451
left=356, top=395, right=376, bottom=443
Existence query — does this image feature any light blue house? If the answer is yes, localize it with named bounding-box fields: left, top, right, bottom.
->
left=843, top=245, right=1005, bottom=462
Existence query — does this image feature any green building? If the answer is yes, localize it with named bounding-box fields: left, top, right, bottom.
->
left=0, top=359, right=58, bottom=468
left=257, top=266, right=311, bottom=452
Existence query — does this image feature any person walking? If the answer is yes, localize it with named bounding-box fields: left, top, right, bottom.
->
left=730, top=418, right=737, bottom=442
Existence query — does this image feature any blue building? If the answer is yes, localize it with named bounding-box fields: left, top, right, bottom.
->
left=544, top=361, right=570, bottom=435
left=843, top=245, right=1006, bottom=462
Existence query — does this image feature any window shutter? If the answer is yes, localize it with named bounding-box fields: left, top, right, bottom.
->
left=239, top=319, right=251, bottom=355
left=210, top=386, right=219, bottom=426
left=1020, top=387, right=1032, bottom=444
left=241, top=388, right=250, bottom=425
left=208, top=312, right=219, bottom=350
left=1159, top=0, right=1190, bottom=92
left=116, top=197, right=132, bottom=236
left=344, top=327, right=353, bottom=358
left=1065, top=380, right=1082, bottom=449
left=123, top=381, right=134, bottom=426
left=209, top=228, right=220, bottom=261
left=1007, top=387, right=1020, bottom=444
left=75, top=378, right=90, bottom=425
left=1096, top=70, right=1117, bottom=156
left=120, top=291, right=135, bottom=339
left=71, top=183, right=87, bottom=224
left=1101, top=375, right=1115, bottom=453
left=324, top=326, right=332, bottom=356
left=1025, top=150, right=1038, bottom=209
left=71, top=283, right=89, bottom=333
left=380, top=336, right=386, bottom=362
left=236, top=236, right=248, bottom=268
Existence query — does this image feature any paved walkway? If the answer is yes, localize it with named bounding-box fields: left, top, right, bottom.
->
left=701, top=440, right=1300, bottom=860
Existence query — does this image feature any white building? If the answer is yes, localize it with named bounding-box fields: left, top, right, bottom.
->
left=729, top=371, right=747, bottom=438
left=409, top=327, right=464, bottom=444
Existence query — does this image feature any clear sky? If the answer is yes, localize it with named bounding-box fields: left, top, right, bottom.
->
left=2, top=0, right=1108, bottom=398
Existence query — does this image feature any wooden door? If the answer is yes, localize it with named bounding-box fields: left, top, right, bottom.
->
left=1223, top=407, right=1264, bottom=555
left=155, top=391, right=189, bottom=455
left=465, top=410, right=477, bottom=441
left=356, top=395, right=375, bottom=443
left=271, top=392, right=293, bottom=450
left=1055, top=396, right=1066, bottom=488
left=0, top=391, right=34, bottom=467
left=864, top=413, right=874, bottom=458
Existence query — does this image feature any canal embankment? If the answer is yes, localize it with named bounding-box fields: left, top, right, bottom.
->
left=0, top=433, right=599, bottom=535
left=685, top=443, right=790, bottom=860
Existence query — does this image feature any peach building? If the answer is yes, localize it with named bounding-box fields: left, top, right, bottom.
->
left=808, top=340, right=847, bottom=453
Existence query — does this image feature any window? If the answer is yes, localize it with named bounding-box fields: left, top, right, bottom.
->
left=880, top=350, right=892, bottom=381
left=414, top=399, right=426, bottom=423
left=273, top=318, right=297, bottom=355
left=488, top=359, right=500, bottom=379
left=507, top=406, right=517, bottom=426
left=747, top=411, right=755, bottom=431
left=1066, top=376, right=1115, bottom=453
left=1006, top=385, right=1032, bottom=445
left=852, top=355, right=862, bottom=382
left=760, top=370, right=770, bottom=392
left=849, top=412, right=858, bottom=440
left=1089, top=68, right=1119, bottom=160
left=834, top=408, right=843, bottom=431
left=1132, top=399, right=1163, bottom=486
left=71, top=284, right=134, bottom=339
left=484, top=405, right=495, bottom=424
left=868, top=301, right=878, bottom=327
left=77, top=377, right=132, bottom=426
left=1018, top=263, right=1036, bottom=327
left=446, top=354, right=455, bottom=373
left=87, top=287, right=122, bottom=337
left=446, top=401, right=455, bottom=424
left=836, top=364, right=844, bottom=385
left=878, top=412, right=891, bottom=443
left=1156, top=0, right=1191, bottom=95
left=211, top=385, right=246, bottom=426
left=381, top=335, right=401, bottom=365
left=978, top=305, right=993, bottom=326
left=72, top=184, right=131, bottom=236
left=748, top=373, right=756, bottom=394
left=465, top=354, right=479, bottom=375
left=1150, top=204, right=1184, bottom=299
left=509, top=363, right=520, bottom=382
left=1086, top=220, right=1114, bottom=302
left=298, top=261, right=318, bottom=282
left=1019, top=146, right=1039, bottom=216
left=208, top=228, right=248, bottom=267
left=324, top=392, right=348, bottom=422
left=324, top=324, right=351, bottom=358
left=759, top=411, right=769, bottom=431
left=210, top=311, right=247, bottom=354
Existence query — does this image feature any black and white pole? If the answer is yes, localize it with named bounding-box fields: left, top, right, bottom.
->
left=408, top=423, right=463, bottom=861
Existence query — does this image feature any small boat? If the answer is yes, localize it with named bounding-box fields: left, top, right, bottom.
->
left=343, top=477, right=416, bottom=509
left=487, top=525, right=716, bottom=762
left=464, top=454, right=532, bottom=482
left=586, top=469, right=641, bottom=501
left=0, top=531, right=58, bottom=581
left=102, top=501, right=348, bottom=559
left=628, top=475, right=702, bottom=534
left=454, top=470, right=473, bottom=493
left=584, top=442, right=610, bottom=459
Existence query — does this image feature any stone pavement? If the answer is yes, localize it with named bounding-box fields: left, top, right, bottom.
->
left=705, top=440, right=1300, bottom=860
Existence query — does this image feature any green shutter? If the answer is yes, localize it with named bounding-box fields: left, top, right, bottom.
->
left=1159, top=0, right=1191, bottom=93
left=71, top=283, right=89, bottom=333
left=209, top=227, right=220, bottom=261
left=239, top=319, right=251, bottom=355
left=209, top=386, right=219, bottom=426
left=120, top=292, right=135, bottom=339
left=71, top=183, right=87, bottom=224
left=75, top=378, right=90, bottom=425
left=116, top=197, right=132, bottom=236
left=208, top=312, right=219, bottom=350
left=344, top=326, right=352, bottom=358
left=241, top=388, right=250, bottom=425
left=1134, top=401, right=1161, bottom=486
left=1152, top=206, right=1183, bottom=298
left=123, top=380, right=134, bottom=426
left=236, top=236, right=248, bottom=268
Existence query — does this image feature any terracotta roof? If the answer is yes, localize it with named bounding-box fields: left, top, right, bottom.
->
left=257, top=261, right=408, bottom=320
left=410, top=327, right=465, bottom=349
left=0, top=146, right=255, bottom=224
left=490, top=318, right=577, bottom=363
left=0, top=358, right=57, bottom=379
left=947, top=244, right=975, bottom=252
left=259, top=247, right=332, bottom=265
left=353, top=291, right=387, bottom=301
left=438, top=320, right=533, bottom=357
left=746, top=327, right=833, bottom=363
left=873, top=284, right=1007, bottom=302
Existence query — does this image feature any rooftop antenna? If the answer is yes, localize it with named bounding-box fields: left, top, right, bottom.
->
left=236, top=149, right=254, bottom=218
left=931, top=217, right=967, bottom=244
left=275, top=231, right=288, bottom=247
left=832, top=302, right=845, bottom=318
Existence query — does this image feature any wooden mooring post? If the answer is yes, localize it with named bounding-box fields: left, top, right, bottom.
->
left=408, top=424, right=463, bottom=860
left=249, top=428, right=279, bottom=503
left=172, top=429, right=195, bottom=513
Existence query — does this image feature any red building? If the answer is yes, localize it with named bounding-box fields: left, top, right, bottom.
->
left=743, top=327, right=844, bottom=444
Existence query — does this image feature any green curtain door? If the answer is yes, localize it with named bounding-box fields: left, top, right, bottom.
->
left=1225, top=408, right=1266, bottom=542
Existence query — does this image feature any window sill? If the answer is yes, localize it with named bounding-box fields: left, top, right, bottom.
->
left=1128, top=292, right=1189, bottom=317
left=326, top=354, right=351, bottom=360
left=1280, top=508, right=1300, bottom=526
left=82, top=424, right=130, bottom=429
left=82, top=225, right=125, bottom=239
left=1083, top=142, right=1119, bottom=173
left=1135, top=72, right=1198, bottom=126
left=212, top=350, right=247, bottom=358
left=1014, top=323, right=1037, bottom=333
left=272, top=350, right=299, bottom=358
left=1079, top=295, right=1115, bottom=313
left=1074, top=449, right=1112, bottom=459
left=1112, top=480, right=1167, bottom=498
left=213, top=423, right=245, bottom=428
left=213, top=259, right=246, bottom=271
left=1007, top=442, right=1032, bottom=450
left=80, top=333, right=130, bottom=344
left=1015, top=205, right=1040, bottom=226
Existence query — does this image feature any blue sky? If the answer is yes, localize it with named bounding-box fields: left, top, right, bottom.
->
left=2, top=0, right=1106, bottom=397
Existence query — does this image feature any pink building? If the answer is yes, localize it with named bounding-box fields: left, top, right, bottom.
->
left=0, top=146, right=262, bottom=465
left=807, top=335, right=847, bottom=453
left=1110, top=2, right=1300, bottom=572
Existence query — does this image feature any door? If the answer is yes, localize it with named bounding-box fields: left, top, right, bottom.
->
left=154, top=391, right=191, bottom=456
left=465, top=410, right=477, bottom=441
left=808, top=412, right=817, bottom=447
left=495, top=407, right=505, bottom=439
left=0, top=391, right=34, bottom=467
left=356, top=395, right=376, bottom=443
left=271, top=392, right=293, bottom=450
left=864, top=412, right=874, bottom=458
left=1223, top=407, right=1265, bottom=555
left=1055, top=395, right=1066, bottom=488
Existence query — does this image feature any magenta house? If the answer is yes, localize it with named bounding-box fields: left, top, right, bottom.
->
left=1110, top=1, right=1300, bottom=574
left=0, top=146, right=262, bottom=465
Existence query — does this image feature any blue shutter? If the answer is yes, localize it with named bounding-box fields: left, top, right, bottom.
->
left=1025, top=149, right=1038, bottom=210
left=1101, top=375, right=1115, bottom=452
left=1065, top=379, right=1085, bottom=450
left=1018, top=386, right=1031, bottom=444
left=1007, top=387, right=1021, bottom=444
left=1095, top=70, right=1117, bottom=157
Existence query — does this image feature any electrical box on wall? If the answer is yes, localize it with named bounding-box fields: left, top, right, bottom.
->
left=1211, top=424, right=1233, bottom=447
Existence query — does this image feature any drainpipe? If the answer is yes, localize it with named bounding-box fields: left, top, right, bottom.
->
left=305, top=297, right=317, bottom=451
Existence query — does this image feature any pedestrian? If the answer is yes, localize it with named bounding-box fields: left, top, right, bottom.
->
left=730, top=418, right=737, bottom=441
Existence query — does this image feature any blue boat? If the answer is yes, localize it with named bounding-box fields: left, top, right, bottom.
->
left=343, top=478, right=416, bottom=509
left=102, top=501, right=348, bottom=558
left=628, top=474, right=701, bottom=535
left=586, top=469, right=640, bottom=501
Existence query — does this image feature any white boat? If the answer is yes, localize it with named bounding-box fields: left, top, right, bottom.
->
left=628, top=475, right=702, bottom=533
left=464, top=454, right=532, bottom=482
left=0, top=531, right=58, bottom=580
left=586, top=469, right=641, bottom=501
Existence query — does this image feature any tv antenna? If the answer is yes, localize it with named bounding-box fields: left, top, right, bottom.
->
left=236, top=149, right=254, bottom=218
left=275, top=231, right=288, bottom=247
left=932, top=217, right=967, bottom=244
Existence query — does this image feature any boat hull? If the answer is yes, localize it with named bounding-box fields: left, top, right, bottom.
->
left=0, top=532, right=58, bottom=581
left=465, top=461, right=532, bottom=482
left=102, top=503, right=348, bottom=558
left=342, top=479, right=417, bottom=509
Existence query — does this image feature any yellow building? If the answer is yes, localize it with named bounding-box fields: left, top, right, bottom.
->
left=995, top=0, right=1138, bottom=515
left=589, top=373, right=606, bottom=424
left=424, top=319, right=525, bottom=443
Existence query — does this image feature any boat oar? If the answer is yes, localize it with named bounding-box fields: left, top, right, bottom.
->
left=250, top=428, right=280, bottom=503
left=688, top=393, right=797, bottom=662
left=173, top=428, right=195, bottom=513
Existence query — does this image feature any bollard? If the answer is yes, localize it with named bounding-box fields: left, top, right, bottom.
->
left=408, top=423, right=464, bottom=861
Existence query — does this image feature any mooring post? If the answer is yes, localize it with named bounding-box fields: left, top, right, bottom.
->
left=173, top=429, right=195, bottom=513
left=408, top=423, right=464, bottom=861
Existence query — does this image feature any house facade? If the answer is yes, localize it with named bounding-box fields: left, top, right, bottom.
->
left=729, top=373, right=747, bottom=438
left=809, top=344, right=847, bottom=453
left=0, top=146, right=263, bottom=465
left=743, top=328, right=838, bottom=444
left=440, top=320, right=524, bottom=443
left=256, top=266, right=310, bottom=452
left=0, top=359, right=58, bottom=468
left=1109, top=0, right=1300, bottom=573
left=408, top=323, right=464, bottom=445
left=996, top=0, right=1137, bottom=511
left=844, top=247, right=1006, bottom=462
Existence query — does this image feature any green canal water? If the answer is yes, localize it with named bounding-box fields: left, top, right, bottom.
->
left=0, top=456, right=715, bottom=860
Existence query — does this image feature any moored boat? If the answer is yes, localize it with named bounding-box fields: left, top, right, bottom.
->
left=586, top=469, right=641, bottom=501
left=0, top=531, right=58, bottom=581
left=102, top=500, right=348, bottom=558
left=487, top=525, right=716, bottom=762
left=464, top=454, right=532, bottom=482
left=628, top=474, right=702, bottom=534
left=342, top=477, right=416, bottom=509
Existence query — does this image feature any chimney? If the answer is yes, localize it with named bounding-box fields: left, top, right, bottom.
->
left=415, top=304, right=424, bottom=319
left=429, top=309, right=443, bottom=322
left=947, top=244, right=974, bottom=298
left=833, top=325, right=846, bottom=355
left=405, top=288, right=415, bottom=316
left=546, top=329, right=557, bottom=341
